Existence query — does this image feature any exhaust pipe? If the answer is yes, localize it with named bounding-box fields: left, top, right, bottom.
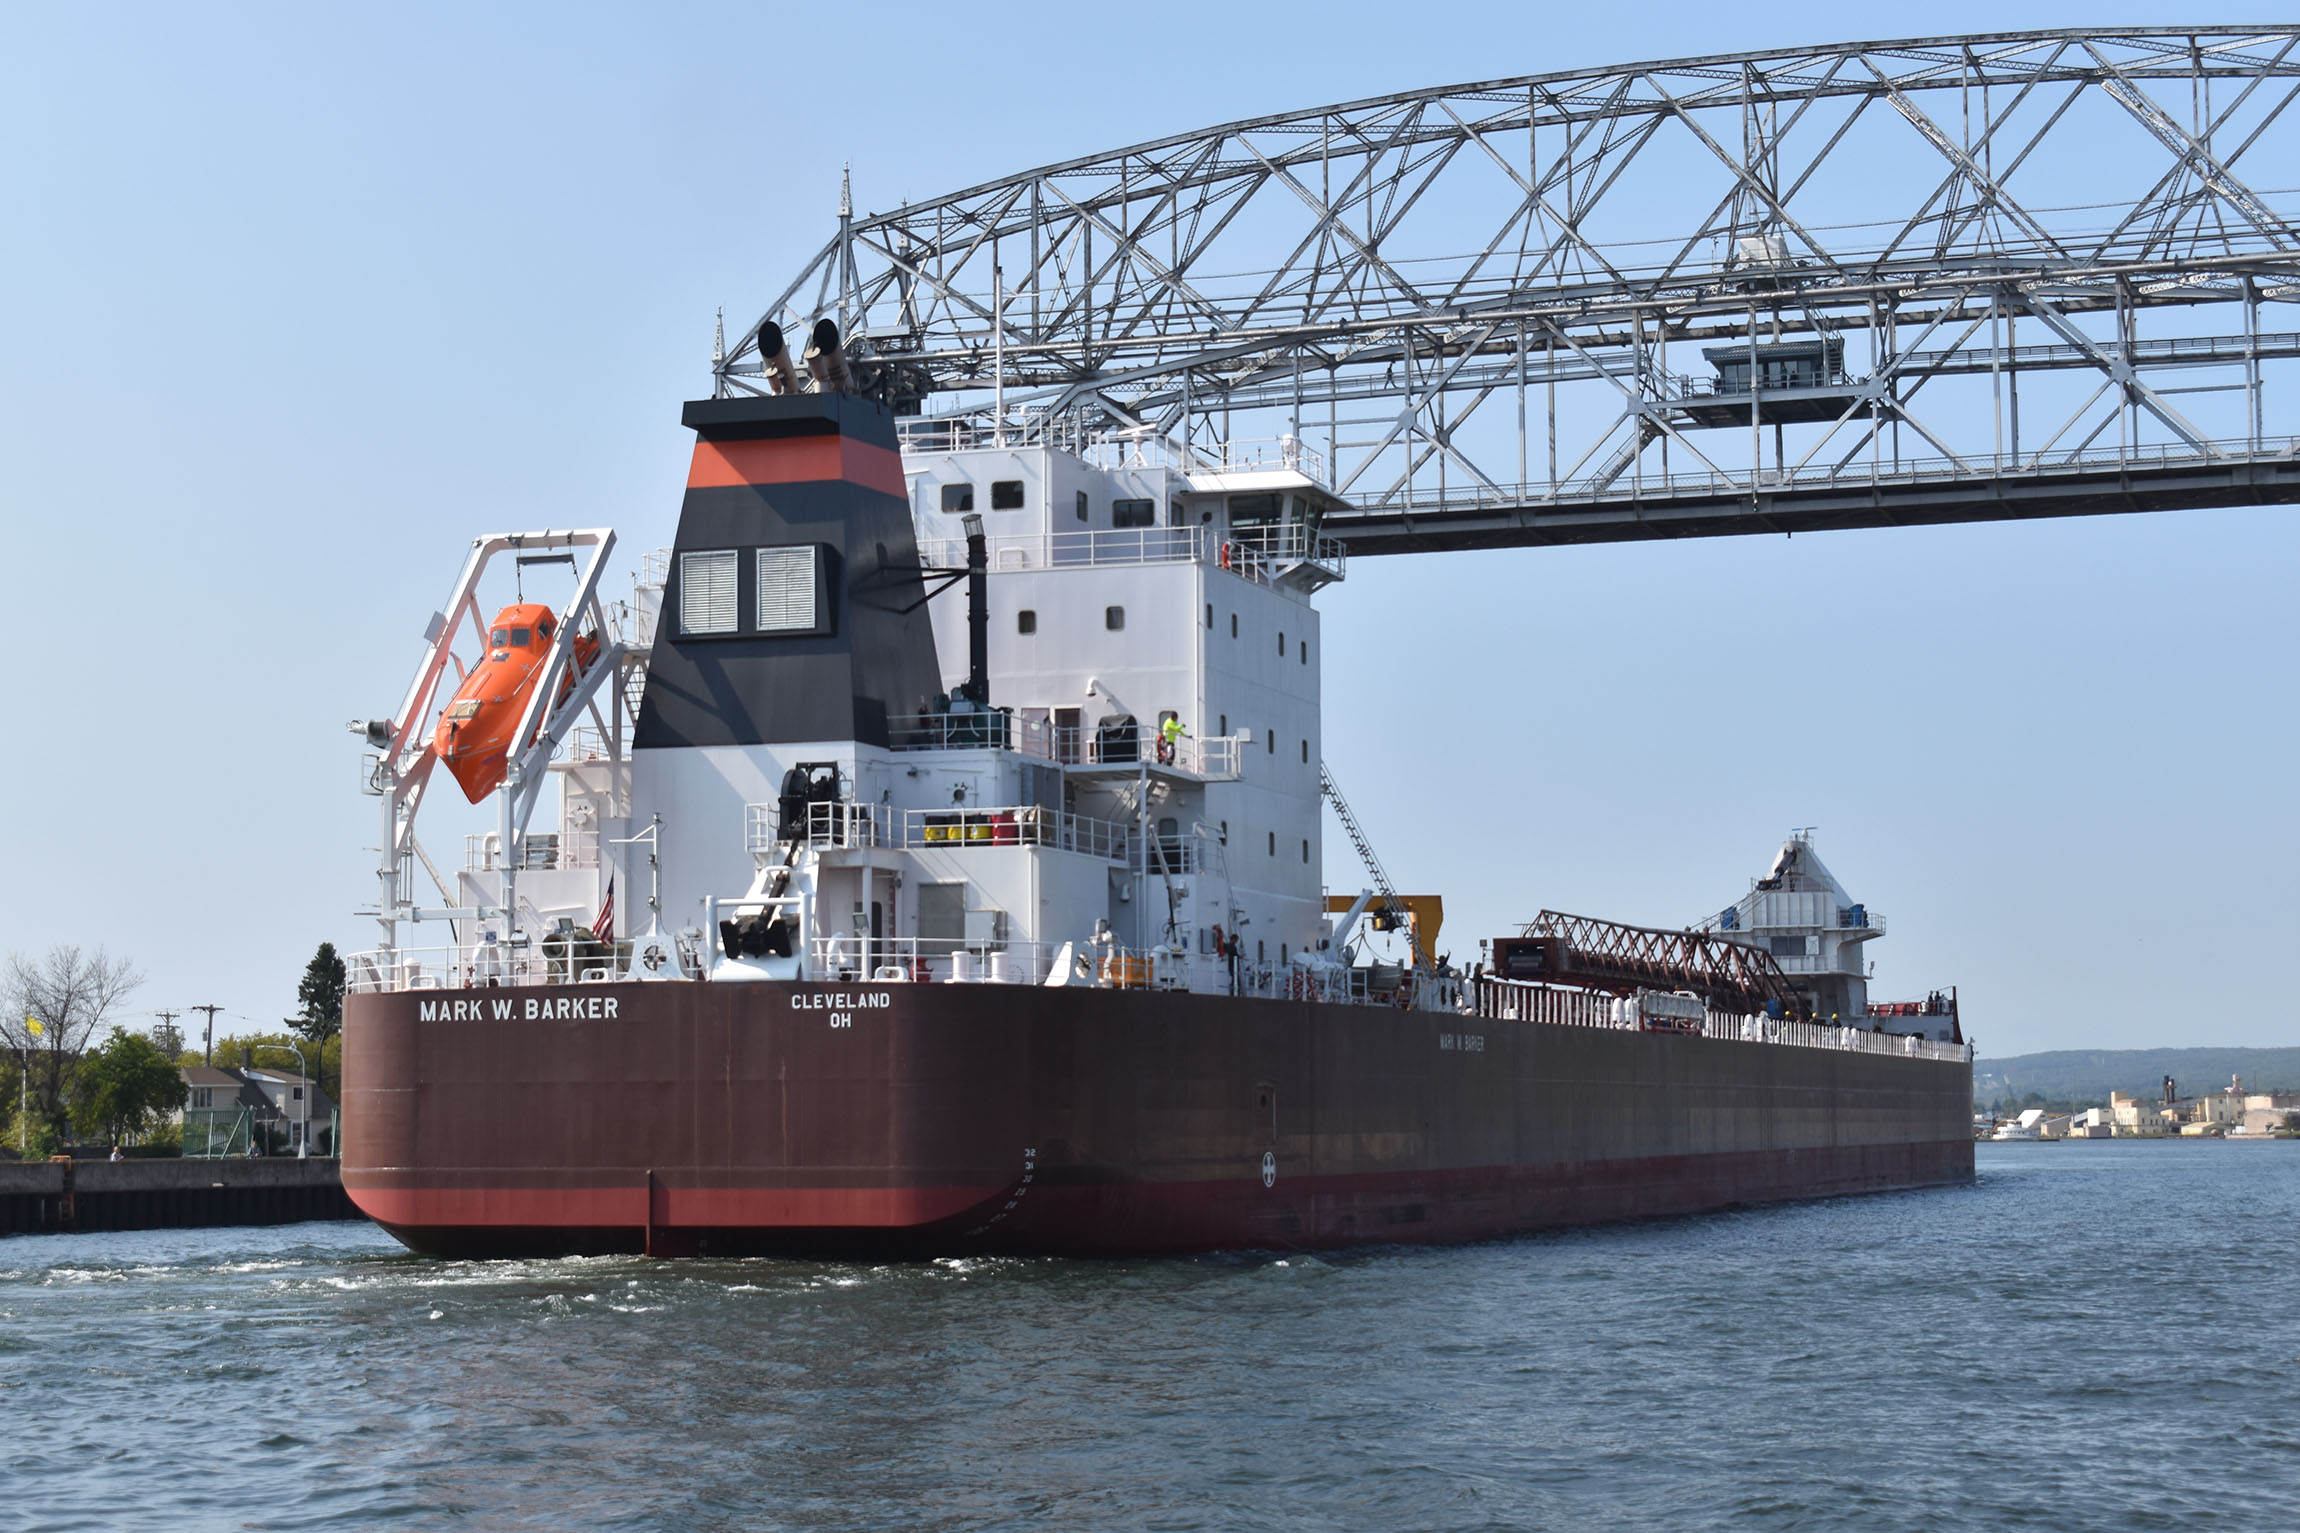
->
left=755, top=320, right=801, bottom=395
left=961, top=512, right=988, bottom=708
left=804, top=317, right=853, bottom=394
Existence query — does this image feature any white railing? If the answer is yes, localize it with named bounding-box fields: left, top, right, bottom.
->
left=1224, top=523, right=1346, bottom=578
left=745, top=800, right=896, bottom=854
left=917, top=525, right=1205, bottom=572
left=907, top=523, right=1344, bottom=590
left=905, top=806, right=1130, bottom=860
left=347, top=940, right=633, bottom=995
left=1474, top=978, right=1968, bottom=1062
left=745, top=800, right=1135, bottom=861
left=351, top=931, right=1958, bottom=1055
left=887, top=710, right=1022, bottom=752
left=1135, top=834, right=1208, bottom=876
left=1052, top=724, right=1247, bottom=780
left=884, top=710, right=1247, bottom=781
left=463, top=829, right=598, bottom=871
left=808, top=937, right=1207, bottom=989
left=560, top=725, right=620, bottom=765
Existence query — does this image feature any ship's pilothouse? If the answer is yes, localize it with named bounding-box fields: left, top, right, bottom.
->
left=353, top=384, right=1447, bottom=1005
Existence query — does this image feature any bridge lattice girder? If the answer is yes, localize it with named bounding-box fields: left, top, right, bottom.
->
left=731, top=28, right=2300, bottom=549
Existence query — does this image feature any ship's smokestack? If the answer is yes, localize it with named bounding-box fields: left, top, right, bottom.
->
left=755, top=321, right=801, bottom=395
left=805, top=318, right=853, bottom=393
left=961, top=511, right=988, bottom=708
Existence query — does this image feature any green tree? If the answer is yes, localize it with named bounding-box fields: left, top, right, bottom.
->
left=0, top=1051, right=22, bottom=1156
left=294, top=943, right=348, bottom=1104
left=294, top=942, right=347, bottom=1047
left=73, top=1027, right=188, bottom=1149
left=2, top=945, right=143, bottom=1144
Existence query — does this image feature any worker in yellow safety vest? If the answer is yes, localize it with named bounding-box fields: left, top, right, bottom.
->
left=1159, top=715, right=1186, bottom=764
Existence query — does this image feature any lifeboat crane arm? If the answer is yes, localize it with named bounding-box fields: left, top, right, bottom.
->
left=493, top=531, right=623, bottom=932
left=362, top=528, right=622, bottom=953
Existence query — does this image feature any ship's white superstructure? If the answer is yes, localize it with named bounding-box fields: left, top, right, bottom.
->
left=368, top=419, right=1379, bottom=1001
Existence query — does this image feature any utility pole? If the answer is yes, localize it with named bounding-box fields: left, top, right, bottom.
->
left=190, top=1005, right=223, bottom=1067
left=151, top=1009, right=183, bottom=1059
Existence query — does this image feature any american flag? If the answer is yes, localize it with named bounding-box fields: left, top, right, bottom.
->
left=593, top=877, right=614, bottom=943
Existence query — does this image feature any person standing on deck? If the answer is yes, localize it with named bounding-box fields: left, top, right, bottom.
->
left=1159, top=715, right=1186, bottom=765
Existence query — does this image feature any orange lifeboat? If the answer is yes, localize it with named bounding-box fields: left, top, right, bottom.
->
left=433, top=602, right=600, bottom=803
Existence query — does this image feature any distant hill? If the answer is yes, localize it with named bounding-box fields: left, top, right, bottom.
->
left=1973, top=1047, right=2300, bottom=1105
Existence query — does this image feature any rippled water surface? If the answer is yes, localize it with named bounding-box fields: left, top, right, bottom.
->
left=4, top=1144, right=2296, bottom=1530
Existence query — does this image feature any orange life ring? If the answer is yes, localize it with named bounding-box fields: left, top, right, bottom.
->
left=1211, top=924, right=1226, bottom=958
left=1219, top=542, right=1232, bottom=570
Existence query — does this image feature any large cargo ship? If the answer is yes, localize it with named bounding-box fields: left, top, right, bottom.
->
left=341, top=376, right=1971, bottom=1258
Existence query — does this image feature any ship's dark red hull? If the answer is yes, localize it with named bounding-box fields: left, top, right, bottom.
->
left=342, top=981, right=1974, bottom=1258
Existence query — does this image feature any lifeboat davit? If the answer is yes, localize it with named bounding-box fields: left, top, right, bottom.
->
left=433, top=602, right=600, bottom=803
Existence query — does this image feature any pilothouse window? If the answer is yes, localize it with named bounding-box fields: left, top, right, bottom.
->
left=941, top=483, right=975, bottom=513
left=679, top=550, right=739, bottom=635
left=1112, top=498, right=1155, bottom=528
left=991, top=480, right=1025, bottom=510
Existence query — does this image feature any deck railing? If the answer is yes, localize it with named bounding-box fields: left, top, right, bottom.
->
left=884, top=711, right=1247, bottom=780
left=907, top=522, right=1343, bottom=590
left=349, top=945, right=1965, bottom=1061
left=1473, top=977, right=1968, bottom=1061
left=347, top=938, right=631, bottom=995
left=745, top=801, right=1136, bottom=862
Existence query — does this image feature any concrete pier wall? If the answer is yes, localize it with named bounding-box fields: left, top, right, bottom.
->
left=0, top=1158, right=359, bottom=1236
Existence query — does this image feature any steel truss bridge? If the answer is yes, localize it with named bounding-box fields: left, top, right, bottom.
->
left=728, top=28, right=2300, bottom=552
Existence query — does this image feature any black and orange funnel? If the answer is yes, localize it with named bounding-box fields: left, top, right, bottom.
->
left=632, top=393, right=942, bottom=750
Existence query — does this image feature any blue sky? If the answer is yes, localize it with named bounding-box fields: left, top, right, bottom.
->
left=1, top=1, right=2289, bottom=1054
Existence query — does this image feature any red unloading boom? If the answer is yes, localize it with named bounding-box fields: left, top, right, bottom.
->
left=1490, top=910, right=1798, bottom=1017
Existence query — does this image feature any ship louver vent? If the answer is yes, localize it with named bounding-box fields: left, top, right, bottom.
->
left=679, top=549, right=738, bottom=635
left=756, top=546, right=817, bottom=633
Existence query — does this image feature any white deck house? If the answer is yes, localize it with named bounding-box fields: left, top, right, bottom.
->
left=1697, top=831, right=1888, bottom=1025
left=478, top=428, right=1355, bottom=996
